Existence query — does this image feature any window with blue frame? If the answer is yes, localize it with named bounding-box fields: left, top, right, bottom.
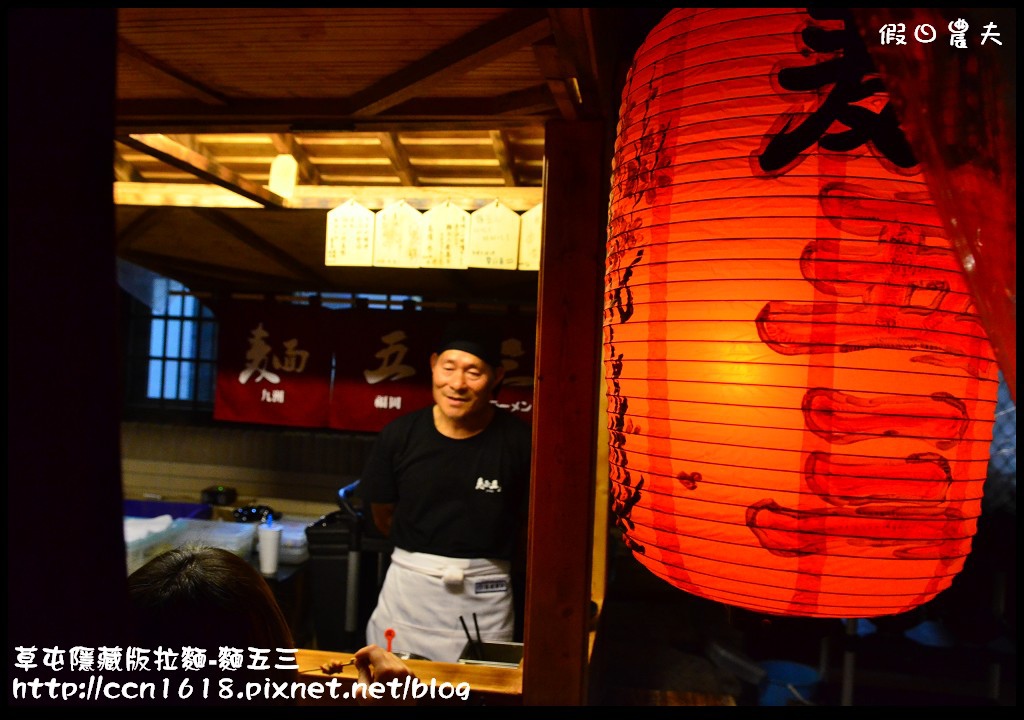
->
left=145, top=277, right=217, bottom=402
left=119, top=261, right=217, bottom=416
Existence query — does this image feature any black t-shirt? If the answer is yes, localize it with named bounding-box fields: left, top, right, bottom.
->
left=359, top=406, right=532, bottom=560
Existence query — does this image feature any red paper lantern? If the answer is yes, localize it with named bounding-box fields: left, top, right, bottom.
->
left=604, top=8, right=1001, bottom=618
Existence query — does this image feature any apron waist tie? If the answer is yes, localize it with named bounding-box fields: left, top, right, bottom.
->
left=389, top=547, right=510, bottom=588
left=441, top=566, right=464, bottom=587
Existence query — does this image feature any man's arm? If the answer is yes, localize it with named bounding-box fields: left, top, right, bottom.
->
left=371, top=502, right=395, bottom=537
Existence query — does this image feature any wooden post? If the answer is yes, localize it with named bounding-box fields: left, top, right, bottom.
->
left=521, top=119, right=607, bottom=705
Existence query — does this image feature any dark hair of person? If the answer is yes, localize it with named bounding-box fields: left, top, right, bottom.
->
left=127, top=545, right=296, bottom=704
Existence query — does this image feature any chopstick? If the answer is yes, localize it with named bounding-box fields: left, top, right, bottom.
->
left=473, top=613, right=483, bottom=657
left=459, top=615, right=481, bottom=659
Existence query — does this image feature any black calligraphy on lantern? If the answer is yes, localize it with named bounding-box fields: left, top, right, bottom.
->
left=757, top=7, right=916, bottom=174
left=616, top=69, right=673, bottom=208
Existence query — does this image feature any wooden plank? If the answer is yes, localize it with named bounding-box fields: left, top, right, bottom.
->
left=117, top=133, right=288, bottom=208
left=121, top=459, right=348, bottom=509
left=489, top=129, right=518, bottom=186
left=347, top=8, right=551, bottom=117
left=532, top=39, right=579, bottom=121
left=117, top=35, right=228, bottom=105
left=115, top=101, right=553, bottom=134
left=113, top=147, right=145, bottom=182
left=377, top=132, right=417, bottom=186
left=189, top=207, right=338, bottom=287
left=114, top=181, right=543, bottom=211
left=294, top=649, right=522, bottom=705
left=522, top=119, right=606, bottom=705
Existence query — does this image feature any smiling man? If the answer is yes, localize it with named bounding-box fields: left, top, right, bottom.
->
left=359, top=319, right=533, bottom=663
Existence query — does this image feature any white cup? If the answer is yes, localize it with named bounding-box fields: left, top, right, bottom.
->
left=257, top=522, right=283, bottom=576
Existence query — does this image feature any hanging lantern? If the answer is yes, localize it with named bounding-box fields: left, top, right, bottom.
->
left=604, top=7, right=1000, bottom=618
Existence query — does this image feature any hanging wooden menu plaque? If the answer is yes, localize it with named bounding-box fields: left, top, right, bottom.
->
left=422, top=202, right=470, bottom=269
left=518, top=202, right=542, bottom=271
left=467, top=200, right=520, bottom=269
left=325, top=199, right=375, bottom=266
left=373, top=200, right=423, bottom=268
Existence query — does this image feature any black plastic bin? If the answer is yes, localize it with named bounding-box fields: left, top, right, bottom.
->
left=304, top=481, right=392, bottom=652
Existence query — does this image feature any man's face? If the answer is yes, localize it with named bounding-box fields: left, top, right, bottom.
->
left=430, top=348, right=503, bottom=424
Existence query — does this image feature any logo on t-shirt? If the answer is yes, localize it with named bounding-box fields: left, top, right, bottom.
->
left=474, top=476, right=502, bottom=493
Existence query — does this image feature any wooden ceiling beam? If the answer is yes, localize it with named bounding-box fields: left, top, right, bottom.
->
left=116, top=99, right=551, bottom=133
left=270, top=133, right=323, bottom=185
left=532, top=39, right=579, bottom=121
left=189, top=207, right=337, bottom=288
left=113, top=148, right=144, bottom=183
left=346, top=8, right=552, bottom=118
left=379, top=87, right=558, bottom=119
left=164, top=133, right=205, bottom=155
left=376, top=132, right=418, bottom=186
left=118, top=247, right=297, bottom=290
left=114, top=182, right=543, bottom=211
left=116, top=133, right=288, bottom=208
left=115, top=206, right=163, bottom=252
left=489, top=85, right=559, bottom=116
left=544, top=9, right=603, bottom=119
left=489, top=130, right=518, bottom=186
left=117, top=36, right=228, bottom=106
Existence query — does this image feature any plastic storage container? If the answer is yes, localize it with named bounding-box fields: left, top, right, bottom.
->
left=174, top=518, right=257, bottom=557
left=124, top=515, right=185, bottom=574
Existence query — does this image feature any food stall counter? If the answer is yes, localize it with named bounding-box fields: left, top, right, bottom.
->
left=294, top=649, right=522, bottom=706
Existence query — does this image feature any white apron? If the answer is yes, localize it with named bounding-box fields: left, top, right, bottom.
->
left=365, top=547, right=514, bottom=663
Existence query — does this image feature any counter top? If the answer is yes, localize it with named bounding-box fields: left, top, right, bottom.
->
left=294, top=648, right=522, bottom=706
